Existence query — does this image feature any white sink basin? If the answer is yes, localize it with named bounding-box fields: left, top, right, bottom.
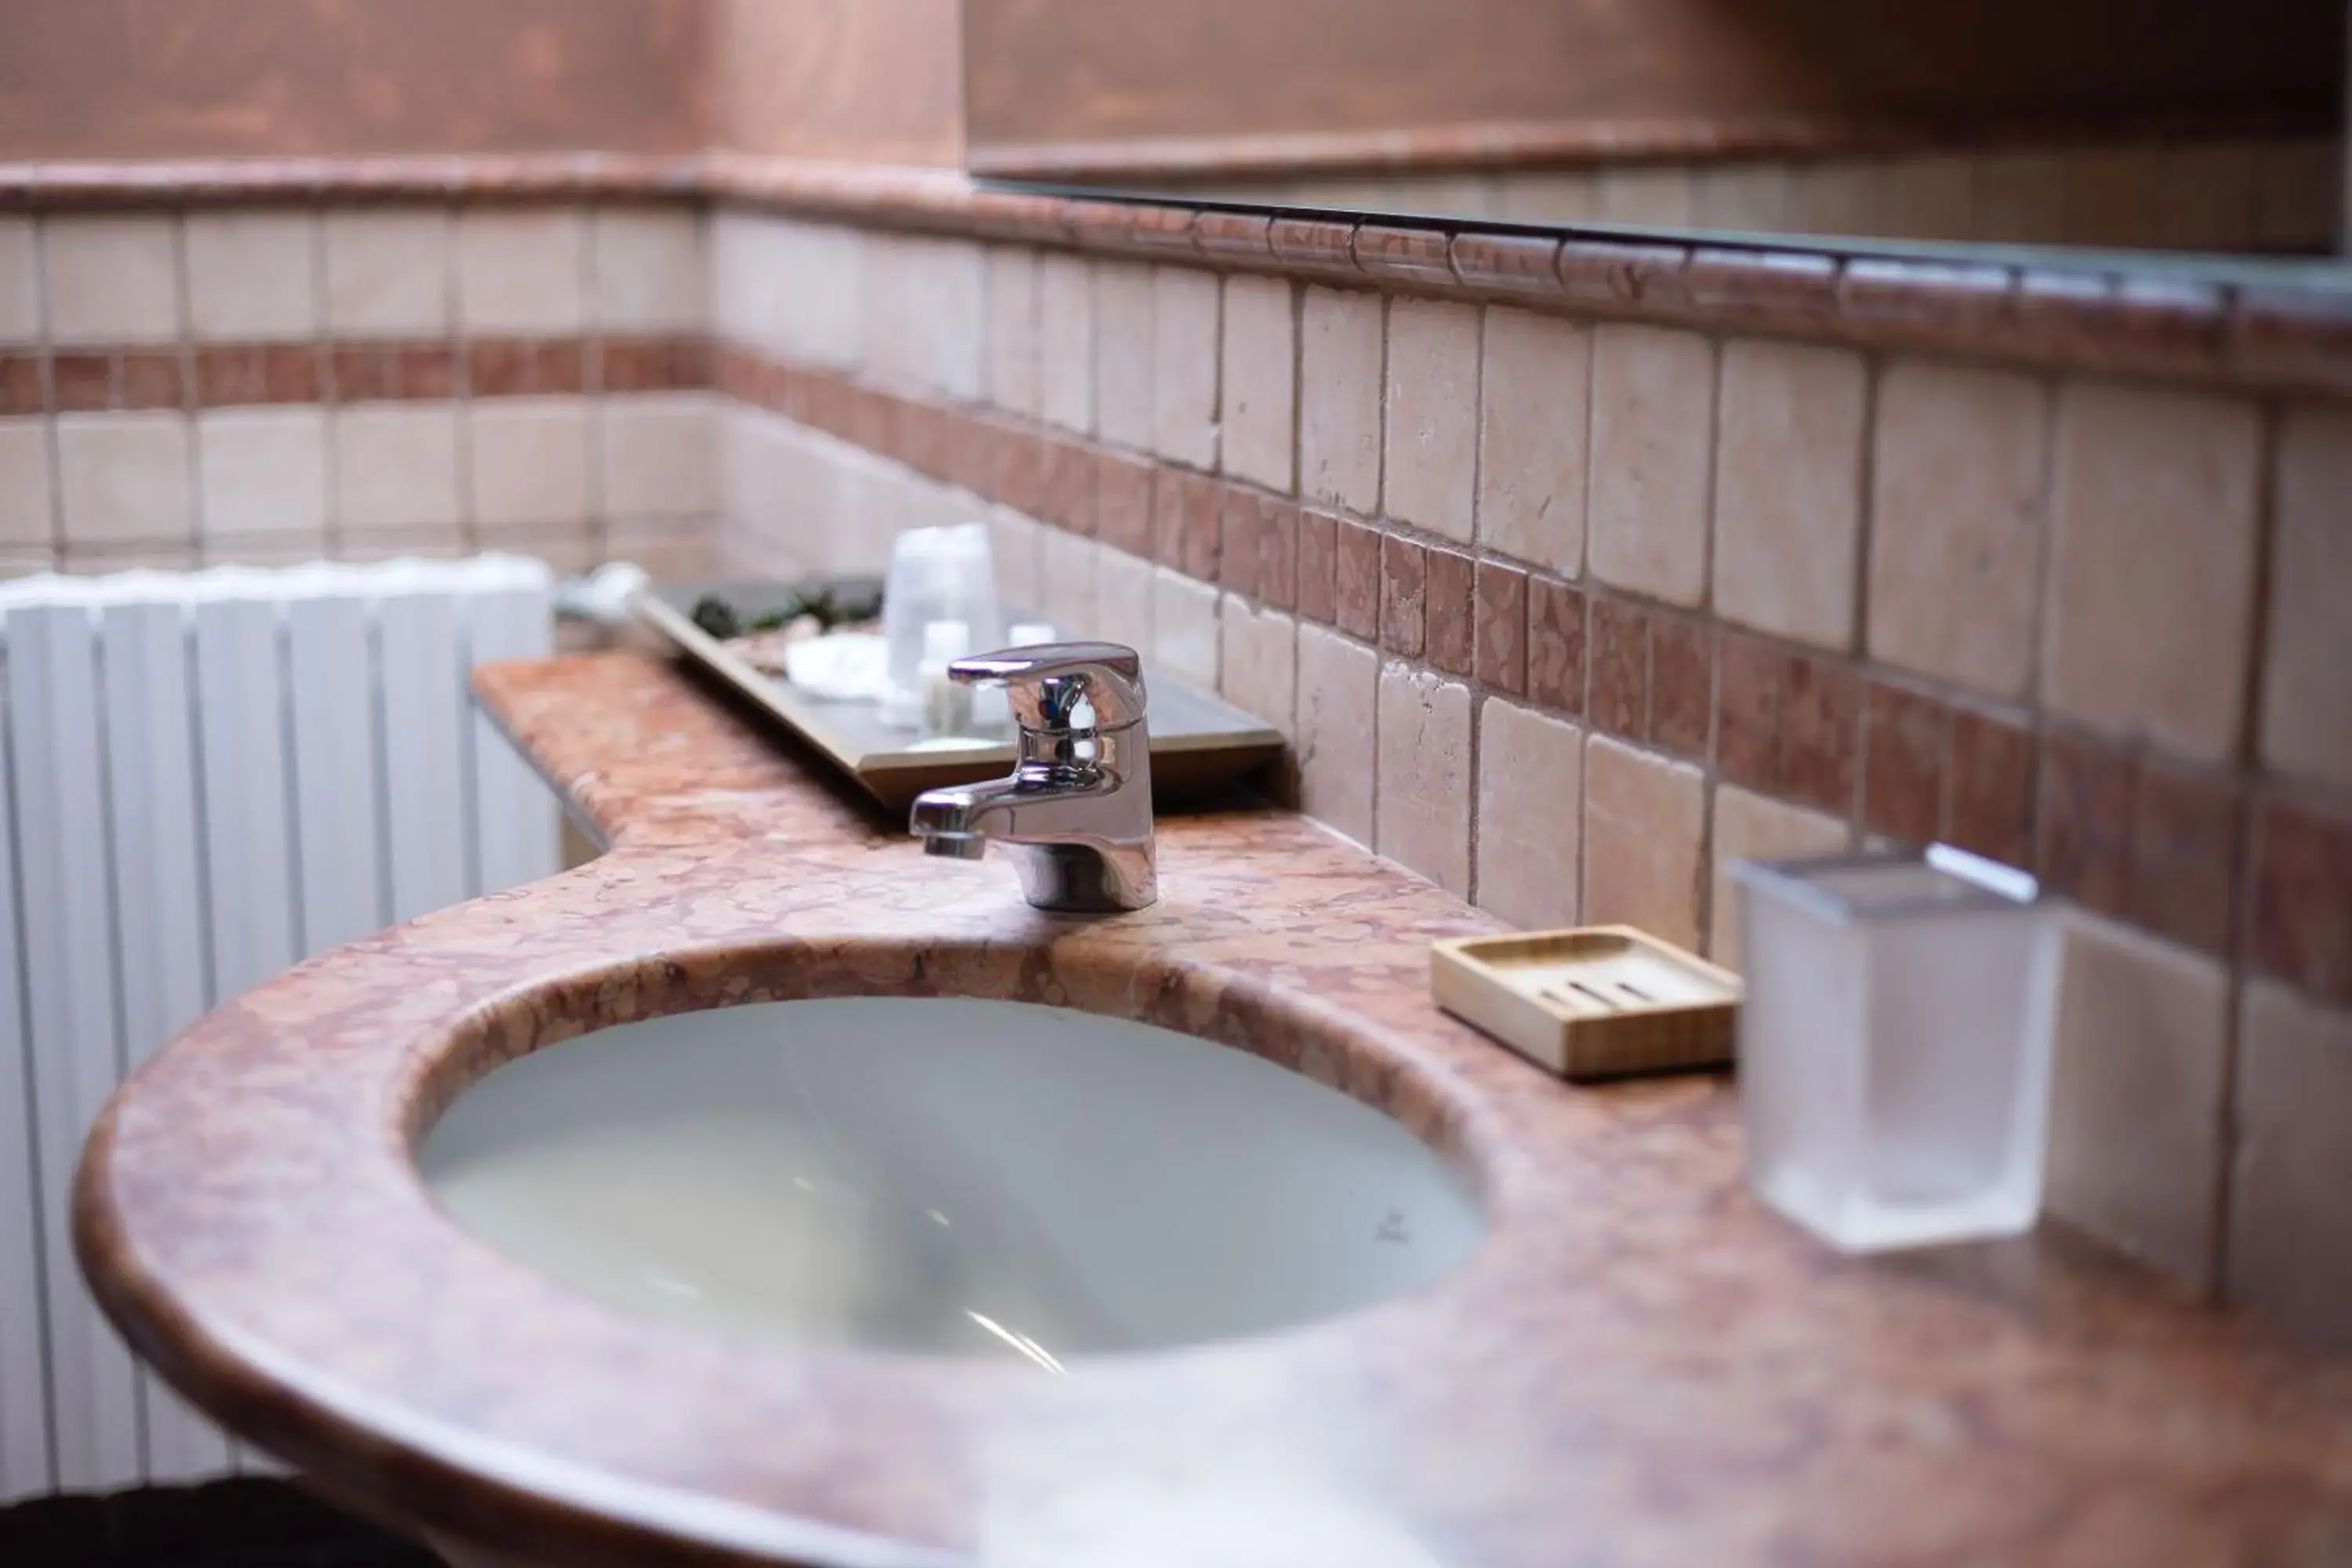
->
left=418, top=997, right=1483, bottom=1366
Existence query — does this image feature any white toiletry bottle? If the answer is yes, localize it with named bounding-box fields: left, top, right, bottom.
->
left=920, top=619, right=975, bottom=735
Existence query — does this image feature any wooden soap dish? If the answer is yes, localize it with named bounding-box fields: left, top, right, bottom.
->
left=1430, top=926, right=1742, bottom=1080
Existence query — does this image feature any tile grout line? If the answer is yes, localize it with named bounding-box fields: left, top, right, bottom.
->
left=170, top=211, right=202, bottom=569
left=31, top=215, right=65, bottom=560
left=2210, top=397, right=2292, bottom=1305
left=310, top=206, right=343, bottom=561
left=1463, top=302, right=1488, bottom=909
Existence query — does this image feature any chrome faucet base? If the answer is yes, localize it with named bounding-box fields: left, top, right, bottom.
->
left=909, top=642, right=1160, bottom=915
left=1008, top=840, right=1158, bottom=914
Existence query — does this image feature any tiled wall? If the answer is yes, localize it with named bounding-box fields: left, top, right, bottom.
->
left=705, top=209, right=2352, bottom=1351
left=13, top=186, right=2347, bottom=1352
left=0, top=204, right=717, bottom=579
left=1170, top=133, right=2345, bottom=254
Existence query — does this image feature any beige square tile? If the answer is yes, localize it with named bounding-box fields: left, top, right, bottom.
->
left=1714, top=339, right=1866, bottom=648
left=1867, top=361, right=2048, bottom=700
left=1152, top=267, right=1219, bottom=471
left=0, top=216, right=38, bottom=345
left=757, top=430, right=847, bottom=572
left=1588, top=325, right=1712, bottom=607
left=1708, top=784, right=1849, bottom=970
left=1788, top=160, right=1883, bottom=238
left=1495, top=170, right=1600, bottom=225
left=1414, top=173, right=1497, bottom=219
left=2046, top=914, right=2227, bottom=1288
left=715, top=406, right=789, bottom=543
left=2159, top=143, right=2258, bottom=251
left=817, top=449, right=920, bottom=575
left=2229, top=980, right=2352, bottom=1352
left=865, top=234, right=982, bottom=401
left=1300, top=286, right=1383, bottom=514
left=1478, top=307, right=1588, bottom=575
left=859, top=234, right=923, bottom=386
left=1376, top=660, right=1472, bottom=896
left=985, top=247, right=1040, bottom=418
left=196, top=408, right=328, bottom=544
left=2060, top=146, right=2166, bottom=249
left=185, top=211, right=318, bottom=343
left=1097, top=546, right=1156, bottom=655
left=1219, top=595, right=1295, bottom=739
left=1971, top=151, right=2069, bottom=244
left=1878, top=154, right=1976, bottom=241
left=2044, top=381, right=2260, bottom=762
left=45, top=216, right=181, bottom=345
left=1595, top=168, right=1695, bottom=227
left=55, top=414, right=193, bottom=545
left=986, top=504, right=1044, bottom=615
left=470, top=400, right=591, bottom=529
left=1383, top=297, right=1479, bottom=543
left=456, top=208, right=586, bottom=336
left=774, top=220, right=864, bottom=370
left=1297, top=623, right=1377, bottom=844
left=1475, top=698, right=1583, bottom=931
left=333, top=404, right=462, bottom=533
left=1092, top=260, right=1156, bottom=451
left=2259, top=406, right=2352, bottom=789
left=1582, top=734, right=1704, bottom=951
left=601, top=395, right=714, bottom=521
left=711, top=213, right=784, bottom=352
left=1221, top=274, right=1294, bottom=492
left=707, top=212, right=768, bottom=352
left=1692, top=165, right=1791, bottom=233
left=591, top=206, right=703, bottom=332
left=1152, top=565, right=1221, bottom=688
left=0, top=420, right=54, bottom=549
left=2254, top=136, right=2339, bottom=250
left=1038, top=252, right=1094, bottom=435
left=1038, top=526, right=1098, bottom=639
left=323, top=206, right=452, bottom=338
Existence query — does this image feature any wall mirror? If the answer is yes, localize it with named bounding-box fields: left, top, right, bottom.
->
left=964, top=0, right=2347, bottom=277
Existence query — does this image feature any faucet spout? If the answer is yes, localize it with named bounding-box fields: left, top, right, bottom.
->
left=919, top=829, right=988, bottom=860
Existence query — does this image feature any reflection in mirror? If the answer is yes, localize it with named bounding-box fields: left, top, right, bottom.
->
left=966, top=0, right=2347, bottom=261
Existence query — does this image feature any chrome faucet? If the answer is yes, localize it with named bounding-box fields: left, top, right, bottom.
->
left=909, top=642, right=1158, bottom=913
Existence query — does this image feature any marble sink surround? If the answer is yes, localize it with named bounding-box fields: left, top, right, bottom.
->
left=74, top=649, right=2352, bottom=1567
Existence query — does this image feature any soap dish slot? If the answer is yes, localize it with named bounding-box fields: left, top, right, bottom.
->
left=1431, top=927, right=1740, bottom=1080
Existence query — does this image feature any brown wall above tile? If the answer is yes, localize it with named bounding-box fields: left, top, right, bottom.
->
left=706, top=0, right=964, bottom=166
left=0, top=0, right=707, bottom=161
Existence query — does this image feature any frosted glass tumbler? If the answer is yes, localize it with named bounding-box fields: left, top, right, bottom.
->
left=1732, top=844, right=2060, bottom=1253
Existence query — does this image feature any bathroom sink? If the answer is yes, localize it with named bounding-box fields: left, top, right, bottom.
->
left=418, top=997, right=1483, bottom=1365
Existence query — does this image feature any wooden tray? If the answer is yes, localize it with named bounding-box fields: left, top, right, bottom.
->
left=633, top=579, right=1286, bottom=814
left=1431, top=926, right=1742, bottom=1080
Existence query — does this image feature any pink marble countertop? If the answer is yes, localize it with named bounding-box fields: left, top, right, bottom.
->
left=74, top=650, right=2352, bottom=1567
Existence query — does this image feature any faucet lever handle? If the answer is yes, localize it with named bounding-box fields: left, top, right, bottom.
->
left=948, top=641, right=1148, bottom=731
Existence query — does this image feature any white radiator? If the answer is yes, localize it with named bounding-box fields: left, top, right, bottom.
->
left=0, top=556, right=564, bottom=1502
